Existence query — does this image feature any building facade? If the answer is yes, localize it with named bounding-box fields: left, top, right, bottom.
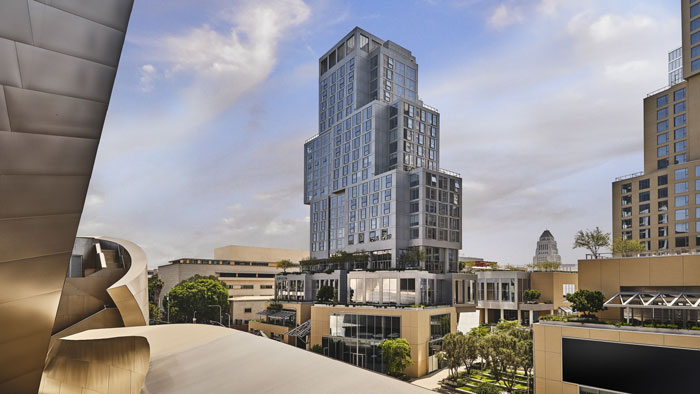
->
left=304, top=27, right=462, bottom=271
left=612, top=1, right=700, bottom=254
left=533, top=230, right=562, bottom=264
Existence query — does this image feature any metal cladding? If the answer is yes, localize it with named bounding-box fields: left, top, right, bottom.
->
left=0, top=1, right=134, bottom=392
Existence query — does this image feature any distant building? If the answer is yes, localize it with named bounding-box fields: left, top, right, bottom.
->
left=158, top=245, right=307, bottom=325
left=532, top=229, right=562, bottom=265
left=669, top=46, right=683, bottom=86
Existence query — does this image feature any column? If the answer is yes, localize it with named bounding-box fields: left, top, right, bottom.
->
left=484, top=308, right=488, bottom=324
left=529, top=310, right=534, bottom=326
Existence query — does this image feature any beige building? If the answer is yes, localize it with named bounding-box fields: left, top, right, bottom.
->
left=611, top=1, right=700, bottom=254
left=534, top=253, right=700, bottom=393
left=158, top=245, right=307, bottom=325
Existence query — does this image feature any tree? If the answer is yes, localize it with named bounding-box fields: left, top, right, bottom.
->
left=317, top=285, right=335, bottom=302
left=399, top=248, right=427, bottom=268
left=382, top=338, right=412, bottom=377
left=612, top=237, right=645, bottom=257
left=527, top=261, right=561, bottom=271
left=438, top=333, right=465, bottom=379
left=275, top=259, right=294, bottom=273
left=523, top=289, right=541, bottom=303
left=565, top=289, right=605, bottom=318
left=462, top=330, right=481, bottom=376
left=469, top=325, right=491, bottom=338
left=164, top=275, right=229, bottom=323
left=148, top=274, right=164, bottom=305
left=474, top=382, right=501, bottom=394
left=488, top=320, right=532, bottom=394
left=149, top=302, right=161, bottom=322
left=573, top=227, right=610, bottom=258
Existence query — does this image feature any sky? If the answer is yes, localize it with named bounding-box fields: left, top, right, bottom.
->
left=77, top=0, right=682, bottom=268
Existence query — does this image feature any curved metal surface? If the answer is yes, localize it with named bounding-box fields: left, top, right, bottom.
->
left=97, top=236, right=150, bottom=326
left=0, top=1, right=133, bottom=392
left=51, top=325, right=431, bottom=394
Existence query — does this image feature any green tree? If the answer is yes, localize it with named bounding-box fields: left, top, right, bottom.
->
left=565, top=289, right=606, bottom=318
left=523, top=289, right=541, bottom=303
left=148, top=274, right=164, bottom=305
left=438, top=333, right=465, bottom=379
left=474, top=382, right=501, bottom=394
left=316, top=285, right=335, bottom=302
left=527, top=261, right=562, bottom=271
left=164, top=275, right=229, bottom=323
left=573, top=227, right=610, bottom=258
left=488, top=320, right=532, bottom=393
left=462, top=330, right=481, bottom=376
left=469, top=325, right=491, bottom=338
left=275, top=259, right=294, bottom=273
left=399, top=248, right=427, bottom=268
left=310, top=344, right=323, bottom=354
left=382, top=338, right=412, bottom=377
left=148, top=302, right=161, bottom=322
left=612, top=237, right=645, bottom=257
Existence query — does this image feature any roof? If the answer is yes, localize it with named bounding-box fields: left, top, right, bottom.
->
left=540, top=230, right=554, bottom=240
left=286, top=320, right=312, bottom=337
left=62, top=325, right=430, bottom=394
left=229, top=296, right=271, bottom=302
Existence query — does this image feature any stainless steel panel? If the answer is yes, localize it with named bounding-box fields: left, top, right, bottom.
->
left=0, top=0, right=34, bottom=45
left=0, top=214, right=80, bottom=262
left=0, top=253, right=71, bottom=305
left=0, top=331, right=52, bottom=388
left=0, top=87, right=10, bottom=131
left=0, top=175, right=90, bottom=218
left=36, top=0, right=134, bottom=32
left=4, top=86, right=107, bottom=138
left=0, top=290, right=62, bottom=346
left=16, top=43, right=117, bottom=103
left=0, top=131, right=99, bottom=175
left=28, top=1, right=126, bottom=66
left=0, top=38, right=22, bottom=88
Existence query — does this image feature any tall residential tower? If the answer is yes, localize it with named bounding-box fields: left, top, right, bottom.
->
left=304, top=28, right=462, bottom=271
left=612, top=2, right=700, bottom=253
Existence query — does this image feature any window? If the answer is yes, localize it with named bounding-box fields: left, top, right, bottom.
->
left=659, top=226, right=668, bottom=237
left=640, top=228, right=650, bottom=239
left=639, top=179, right=650, bottom=189
left=675, top=114, right=687, bottom=127
left=676, top=209, right=689, bottom=220
left=621, top=183, right=632, bottom=193
left=659, top=239, right=669, bottom=249
left=639, top=191, right=650, bottom=202
left=622, top=195, right=632, bottom=205
left=657, top=108, right=668, bottom=119
left=676, top=236, right=689, bottom=247
left=693, top=58, right=700, bottom=72
left=657, top=120, right=668, bottom=132
left=244, top=308, right=252, bottom=313
left=622, top=219, right=632, bottom=229
left=563, top=284, right=575, bottom=296
left=657, top=95, right=668, bottom=107
left=676, top=140, right=687, bottom=152
left=676, top=153, right=687, bottom=165
left=675, top=101, right=686, bottom=114
left=674, top=88, right=686, bottom=101
left=675, top=168, right=688, bottom=179
left=639, top=216, right=649, bottom=226
left=676, top=195, right=689, bottom=207
left=675, top=127, right=686, bottom=139
left=659, top=200, right=668, bottom=211
left=241, top=285, right=254, bottom=289
left=658, top=145, right=669, bottom=157
left=676, top=222, right=689, bottom=234
left=658, top=133, right=668, bottom=144
left=675, top=182, right=689, bottom=193
left=658, top=175, right=668, bottom=186
left=659, top=213, right=668, bottom=224
left=639, top=204, right=650, bottom=214
left=658, top=158, right=669, bottom=169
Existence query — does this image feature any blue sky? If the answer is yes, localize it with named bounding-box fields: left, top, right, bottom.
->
left=78, top=0, right=681, bottom=267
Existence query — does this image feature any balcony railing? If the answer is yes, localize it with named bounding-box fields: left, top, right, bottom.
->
left=614, top=171, right=643, bottom=182
left=438, top=168, right=461, bottom=178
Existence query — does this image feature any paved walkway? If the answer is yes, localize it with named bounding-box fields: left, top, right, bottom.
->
left=411, top=366, right=465, bottom=391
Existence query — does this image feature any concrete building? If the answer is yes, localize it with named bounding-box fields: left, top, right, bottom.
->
left=534, top=254, right=700, bottom=394
left=157, top=245, right=307, bottom=325
left=612, top=1, right=700, bottom=254
left=305, top=27, right=462, bottom=272
left=533, top=230, right=562, bottom=265
left=476, top=270, right=578, bottom=326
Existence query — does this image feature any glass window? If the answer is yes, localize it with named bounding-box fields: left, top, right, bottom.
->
left=657, top=95, right=668, bottom=107
left=639, top=179, right=650, bottom=189
left=675, top=168, right=688, bottom=179
left=639, top=191, right=650, bottom=202
left=676, top=195, right=689, bottom=207
left=658, top=158, right=669, bottom=169
left=693, top=58, right=700, bottom=72
left=621, top=183, right=632, bottom=193
left=639, top=216, right=650, bottom=226
left=675, top=114, right=687, bottom=127
left=675, top=127, right=686, bottom=139
left=676, top=223, right=689, bottom=234
left=659, top=200, right=668, bottom=211
left=659, top=226, right=668, bottom=237
left=676, top=236, right=689, bottom=247
left=676, top=153, right=688, bottom=165
left=676, top=140, right=687, bottom=152
left=659, top=187, right=668, bottom=199
left=675, top=182, right=689, bottom=193
left=658, top=133, right=668, bottom=144
left=657, top=107, right=668, bottom=119
left=658, top=213, right=668, bottom=224
left=639, top=203, right=650, bottom=214
left=674, top=88, right=686, bottom=101
left=657, top=120, right=669, bottom=132
left=658, top=175, right=668, bottom=186
left=658, top=145, right=669, bottom=157
left=692, top=30, right=700, bottom=45
left=676, top=209, right=689, bottom=221
left=674, top=101, right=686, bottom=113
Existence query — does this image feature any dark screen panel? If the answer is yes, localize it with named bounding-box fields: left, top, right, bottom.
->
left=562, top=337, right=700, bottom=394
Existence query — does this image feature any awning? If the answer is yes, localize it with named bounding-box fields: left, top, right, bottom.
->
left=272, top=310, right=297, bottom=319
left=559, top=306, right=573, bottom=314
left=256, top=309, right=276, bottom=316
left=285, top=319, right=311, bottom=337
left=604, top=291, right=700, bottom=309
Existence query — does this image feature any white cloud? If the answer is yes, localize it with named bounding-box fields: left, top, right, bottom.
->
left=488, top=4, right=524, bottom=29
left=138, top=64, right=158, bottom=92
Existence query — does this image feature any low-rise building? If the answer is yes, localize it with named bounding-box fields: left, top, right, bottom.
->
left=475, top=270, right=578, bottom=326
left=534, top=253, right=700, bottom=393
left=158, top=245, right=307, bottom=325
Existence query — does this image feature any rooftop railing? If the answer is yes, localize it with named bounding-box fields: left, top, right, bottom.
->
left=422, top=103, right=439, bottom=113
left=438, top=168, right=461, bottom=178
left=646, top=85, right=673, bottom=97
left=614, top=171, right=643, bottom=182
left=304, top=133, right=320, bottom=144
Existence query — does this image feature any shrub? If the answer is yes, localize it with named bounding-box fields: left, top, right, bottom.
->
left=474, top=382, right=502, bottom=394
left=523, top=289, right=541, bottom=303
left=310, top=344, right=323, bottom=354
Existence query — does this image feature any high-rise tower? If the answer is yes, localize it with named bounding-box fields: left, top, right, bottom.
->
left=304, top=28, right=462, bottom=272
left=533, top=230, right=562, bottom=265
left=612, top=2, right=700, bottom=254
